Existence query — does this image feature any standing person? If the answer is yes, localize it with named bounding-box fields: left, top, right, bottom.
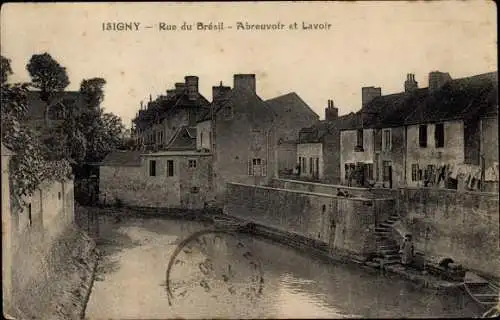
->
left=400, top=234, right=414, bottom=267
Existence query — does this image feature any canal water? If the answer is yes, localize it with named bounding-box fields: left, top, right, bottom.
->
left=85, top=216, right=482, bottom=319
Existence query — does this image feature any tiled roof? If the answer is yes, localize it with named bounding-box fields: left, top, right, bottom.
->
left=197, top=87, right=277, bottom=123
left=165, top=126, right=197, bottom=151
left=341, top=71, right=498, bottom=130
left=100, top=151, right=142, bottom=167
left=299, top=113, right=359, bottom=143
left=134, top=91, right=210, bottom=128
left=265, top=92, right=319, bottom=119
left=362, top=88, right=428, bottom=128
left=404, top=71, right=498, bottom=125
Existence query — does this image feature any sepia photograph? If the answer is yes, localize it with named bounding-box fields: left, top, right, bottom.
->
left=1, top=1, right=498, bottom=319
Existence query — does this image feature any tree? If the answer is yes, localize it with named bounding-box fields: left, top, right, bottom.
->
left=2, top=55, right=71, bottom=207
left=1, top=55, right=13, bottom=85
left=84, top=110, right=124, bottom=163
left=80, top=78, right=106, bottom=110
left=26, top=53, right=70, bottom=126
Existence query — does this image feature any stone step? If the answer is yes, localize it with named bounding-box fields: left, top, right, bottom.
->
left=379, top=222, right=394, bottom=228
left=377, top=244, right=396, bottom=250
left=379, top=249, right=399, bottom=255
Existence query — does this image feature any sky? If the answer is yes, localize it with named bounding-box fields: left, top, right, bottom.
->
left=1, top=1, right=497, bottom=128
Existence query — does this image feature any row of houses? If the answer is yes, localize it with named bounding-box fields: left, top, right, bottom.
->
left=100, top=74, right=319, bottom=208
left=298, top=71, right=498, bottom=193
left=100, top=70, right=498, bottom=209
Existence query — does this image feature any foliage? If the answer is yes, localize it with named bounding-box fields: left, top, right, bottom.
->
left=26, top=53, right=70, bottom=124
left=80, top=78, right=106, bottom=110
left=1, top=55, right=71, bottom=208
left=84, top=110, right=124, bottom=163
left=1, top=55, right=13, bottom=85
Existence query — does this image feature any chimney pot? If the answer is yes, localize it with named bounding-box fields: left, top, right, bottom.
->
left=325, top=99, right=338, bottom=121
left=404, top=73, right=419, bottom=93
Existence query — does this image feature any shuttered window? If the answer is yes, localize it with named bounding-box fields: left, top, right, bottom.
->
left=435, top=123, right=444, bottom=148
left=419, top=125, right=428, bottom=148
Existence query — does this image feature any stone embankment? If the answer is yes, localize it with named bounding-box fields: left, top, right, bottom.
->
left=5, top=228, right=98, bottom=320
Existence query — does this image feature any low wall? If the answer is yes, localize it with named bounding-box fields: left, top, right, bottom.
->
left=2, top=179, right=98, bottom=318
left=225, top=182, right=395, bottom=257
left=270, top=178, right=397, bottom=199
left=397, top=187, right=500, bottom=278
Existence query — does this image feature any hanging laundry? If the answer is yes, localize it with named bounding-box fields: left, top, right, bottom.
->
left=485, top=162, right=499, bottom=182
left=449, top=164, right=459, bottom=179
left=437, top=165, right=446, bottom=185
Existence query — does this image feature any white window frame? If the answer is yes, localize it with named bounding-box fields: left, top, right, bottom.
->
left=248, top=158, right=267, bottom=177
left=188, top=159, right=197, bottom=169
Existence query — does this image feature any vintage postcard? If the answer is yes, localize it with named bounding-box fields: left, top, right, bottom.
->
left=1, top=1, right=498, bottom=319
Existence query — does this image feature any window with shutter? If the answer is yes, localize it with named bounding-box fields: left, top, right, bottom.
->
left=435, top=123, right=444, bottom=148
left=419, top=125, right=428, bottom=148
left=248, top=159, right=253, bottom=176
left=262, top=159, right=267, bottom=176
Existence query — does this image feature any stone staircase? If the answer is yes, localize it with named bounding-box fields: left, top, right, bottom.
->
left=373, top=213, right=402, bottom=266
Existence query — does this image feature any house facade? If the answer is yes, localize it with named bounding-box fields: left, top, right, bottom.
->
left=100, top=149, right=214, bottom=209
left=266, top=92, right=319, bottom=173
left=197, top=75, right=278, bottom=203
left=339, top=71, right=498, bottom=191
left=296, top=101, right=357, bottom=184
left=132, top=76, right=210, bottom=151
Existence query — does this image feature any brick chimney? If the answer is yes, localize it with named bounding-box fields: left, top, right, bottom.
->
left=362, top=86, right=382, bottom=107
left=185, top=76, right=199, bottom=100
left=175, top=82, right=186, bottom=95
left=428, top=71, right=452, bottom=92
left=404, top=73, right=418, bottom=92
left=234, top=74, right=256, bottom=93
left=212, top=81, right=231, bottom=102
left=325, top=99, right=338, bottom=121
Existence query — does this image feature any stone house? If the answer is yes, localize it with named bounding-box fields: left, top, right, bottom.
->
left=404, top=71, right=498, bottom=192
left=297, top=102, right=358, bottom=184
left=132, top=76, right=210, bottom=151
left=340, top=71, right=498, bottom=191
left=100, top=128, right=214, bottom=209
left=196, top=75, right=278, bottom=203
left=266, top=92, right=319, bottom=173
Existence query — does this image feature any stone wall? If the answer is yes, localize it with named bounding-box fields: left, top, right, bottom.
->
left=1, top=178, right=96, bottom=318
left=100, top=154, right=214, bottom=209
left=397, top=187, right=500, bottom=278
left=270, top=178, right=397, bottom=199
left=224, top=182, right=395, bottom=257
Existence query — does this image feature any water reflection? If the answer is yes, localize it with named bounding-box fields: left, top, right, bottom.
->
left=86, top=217, right=482, bottom=319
